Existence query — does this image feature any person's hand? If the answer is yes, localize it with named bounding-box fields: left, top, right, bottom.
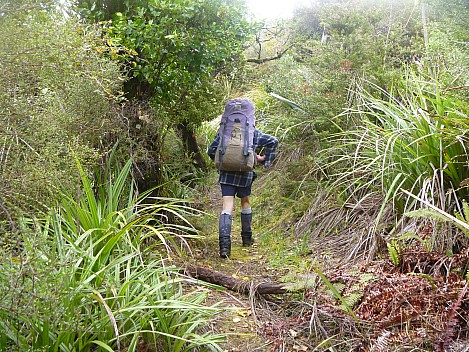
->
left=256, top=154, right=266, bottom=163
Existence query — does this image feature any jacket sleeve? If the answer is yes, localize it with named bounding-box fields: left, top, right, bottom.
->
left=255, top=130, right=279, bottom=168
left=207, top=133, right=220, bottom=161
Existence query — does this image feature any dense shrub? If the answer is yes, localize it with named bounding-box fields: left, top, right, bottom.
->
left=0, top=10, right=124, bottom=219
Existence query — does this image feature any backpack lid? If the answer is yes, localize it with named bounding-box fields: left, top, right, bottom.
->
left=222, top=98, right=255, bottom=122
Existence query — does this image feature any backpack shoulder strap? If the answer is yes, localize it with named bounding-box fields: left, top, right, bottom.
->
left=217, top=120, right=228, bottom=165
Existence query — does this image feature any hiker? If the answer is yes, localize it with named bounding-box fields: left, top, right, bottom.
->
left=207, top=98, right=279, bottom=258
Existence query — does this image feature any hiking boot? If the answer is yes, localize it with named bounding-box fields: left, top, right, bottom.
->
left=241, top=212, right=254, bottom=247
left=219, top=213, right=232, bottom=258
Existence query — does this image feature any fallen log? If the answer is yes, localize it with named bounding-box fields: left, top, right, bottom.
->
left=186, top=266, right=287, bottom=295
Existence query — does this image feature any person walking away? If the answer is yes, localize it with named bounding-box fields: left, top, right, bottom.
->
left=207, top=98, right=279, bottom=258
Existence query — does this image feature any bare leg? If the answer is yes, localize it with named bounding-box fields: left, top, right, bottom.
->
left=222, top=195, right=235, bottom=214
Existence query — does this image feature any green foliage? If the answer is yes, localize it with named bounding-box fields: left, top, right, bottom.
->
left=257, top=0, right=427, bottom=151
left=1, top=222, right=223, bottom=351
left=0, top=156, right=223, bottom=351
left=455, top=201, right=469, bottom=237
left=261, top=54, right=348, bottom=138
left=423, top=1, right=469, bottom=101
left=2, top=0, right=469, bottom=346
left=313, top=266, right=360, bottom=323
left=258, top=0, right=469, bottom=263
left=313, top=70, right=469, bottom=257
left=292, top=0, right=424, bottom=85
left=327, top=75, right=469, bottom=212
left=404, top=194, right=469, bottom=238
left=387, top=239, right=400, bottom=266
left=101, top=0, right=254, bottom=124
left=386, top=231, right=434, bottom=267
left=76, top=0, right=257, bottom=188
left=0, top=0, right=59, bottom=20
left=0, top=9, right=124, bottom=218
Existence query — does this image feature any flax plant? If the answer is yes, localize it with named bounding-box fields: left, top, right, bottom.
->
left=0, top=154, right=224, bottom=351
left=60, top=150, right=199, bottom=271
left=326, top=77, right=469, bottom=245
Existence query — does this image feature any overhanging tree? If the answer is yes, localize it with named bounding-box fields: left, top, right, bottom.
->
left=81, top=0, right=254, bottom=179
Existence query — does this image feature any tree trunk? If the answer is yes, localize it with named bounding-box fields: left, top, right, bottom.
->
left=177, top=123, right=206, bottom=170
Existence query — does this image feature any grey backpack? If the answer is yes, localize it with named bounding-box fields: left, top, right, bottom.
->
left=214, top=98, right=256, bottom=172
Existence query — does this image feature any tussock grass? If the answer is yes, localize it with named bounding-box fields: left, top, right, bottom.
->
left=308, top=75, right=469, bottom=257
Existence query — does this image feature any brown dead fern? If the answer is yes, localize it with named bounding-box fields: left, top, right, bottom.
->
left=435, top=284, right=468, bottom=351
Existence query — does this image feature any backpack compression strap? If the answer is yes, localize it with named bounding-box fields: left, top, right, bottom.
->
left=243, top=117, right=250, bottom=157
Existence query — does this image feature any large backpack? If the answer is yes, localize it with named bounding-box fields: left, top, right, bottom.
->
left=214, top=98, right=256, bottom=172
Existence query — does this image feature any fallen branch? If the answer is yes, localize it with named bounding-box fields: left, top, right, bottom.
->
left=246, top=45, right=292, bottom=65
left=186, top=266, right=287, bottom=295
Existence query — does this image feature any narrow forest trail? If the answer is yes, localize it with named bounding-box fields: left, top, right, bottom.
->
left=183, top=173, right=299, bottom=352
left=182, top=172, right=469, bottom=352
